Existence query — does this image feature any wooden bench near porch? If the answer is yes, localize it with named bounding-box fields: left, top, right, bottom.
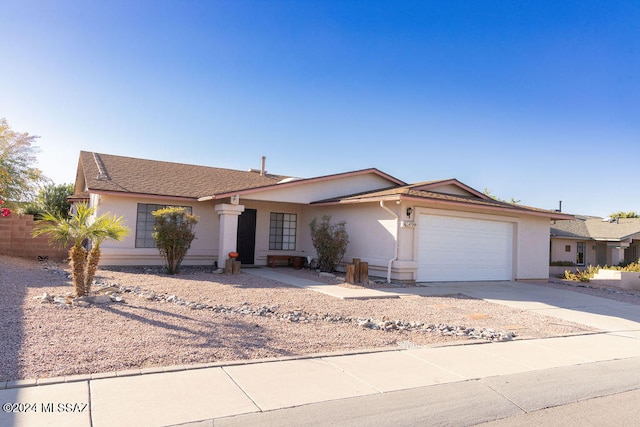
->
left=267, top=255, right=305, bottom=268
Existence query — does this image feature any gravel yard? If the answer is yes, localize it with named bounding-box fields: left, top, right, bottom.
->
left=0, top=255, right=602, bottom=382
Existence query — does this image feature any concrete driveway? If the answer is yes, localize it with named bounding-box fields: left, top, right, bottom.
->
left=387, top=280, right=640, bottom=336
left=249, top=268, right=640, bottom=335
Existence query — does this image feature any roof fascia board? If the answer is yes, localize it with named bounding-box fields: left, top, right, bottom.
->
left=325, top=193, right=573, bottom=219
left=312, top=195, right=402, bottom=206
left=401, top=195, right=572, bottom=219
left=89, top=190, right=198, bottom=203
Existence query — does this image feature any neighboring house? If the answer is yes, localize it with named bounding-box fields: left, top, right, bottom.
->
left=551, top=216, right=640, bottom=267
left=71, top=151, right=571, bottom=282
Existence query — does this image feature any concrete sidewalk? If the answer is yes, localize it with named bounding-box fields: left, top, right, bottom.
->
left=3, top=274, right=640, bottom=426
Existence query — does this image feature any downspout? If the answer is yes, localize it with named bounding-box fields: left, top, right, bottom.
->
left=379, top=201, right=399, bottom=284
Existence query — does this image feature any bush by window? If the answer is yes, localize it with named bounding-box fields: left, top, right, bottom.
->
left=136, top=204, right=192, bottom=248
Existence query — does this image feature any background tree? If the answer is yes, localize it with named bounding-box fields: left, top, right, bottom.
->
left=609, top=211, right=639, bottom=219
left=33, top=204, right=129, bottom=296
left=309, top=215, right=349, bottom=272
left=21, top=182, right=74, bottom=219
left=483, top=188, right=521, bottom=204
left=152, top=207, right=198, bottom=275
left=0, top=118, right=45, bottom=208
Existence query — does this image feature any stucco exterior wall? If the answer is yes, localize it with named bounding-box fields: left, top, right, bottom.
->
left=241, top=174, right=396, bottom=204
left=299, top=203, right=399, bottom=279
left=550, top=238, right=598, bottom=267
left=515, top=215, right=551, bottom=280
left=86, top=190, right=555, bottom=282
left=93, top=194, right=219, bottom=266
left=240, top=200, right=309, bottom=264
left=550, top=238, right=578, bottom=264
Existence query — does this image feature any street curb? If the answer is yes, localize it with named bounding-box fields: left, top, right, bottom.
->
left=4, top=341, right=492, bottom=390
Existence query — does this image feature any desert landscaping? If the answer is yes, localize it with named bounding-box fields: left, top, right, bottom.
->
left=1, top=255, right=621, bottom=383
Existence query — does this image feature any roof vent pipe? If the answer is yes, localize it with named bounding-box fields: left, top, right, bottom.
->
left=555, top=200, right=562, bottom=213
left=261, top=156, right=266, bottom=176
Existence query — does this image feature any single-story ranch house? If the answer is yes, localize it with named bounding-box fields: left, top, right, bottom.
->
left=71, top=151, right=572, bottom=282
left=550, top=216, right=640, bottom=267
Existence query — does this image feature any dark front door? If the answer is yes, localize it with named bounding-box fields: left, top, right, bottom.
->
left=596, top=242, right=607, bottom=266
left=236, top=208, right=257, bottom=265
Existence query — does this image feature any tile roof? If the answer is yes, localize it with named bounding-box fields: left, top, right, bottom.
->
left=552, top=216, right=640, bottom=241
left=75, top=151, right=288, bottom=199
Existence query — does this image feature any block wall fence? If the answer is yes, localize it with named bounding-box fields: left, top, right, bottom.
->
left=0, top=215, right=69, bottom=261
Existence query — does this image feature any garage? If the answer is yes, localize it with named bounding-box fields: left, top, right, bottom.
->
left=417, top=214, right=514, bottom=282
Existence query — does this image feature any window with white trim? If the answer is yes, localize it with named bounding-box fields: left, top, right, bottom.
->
left=269, top=212, right=297, bottom=250
left=135, top=204, right=192, bottom=248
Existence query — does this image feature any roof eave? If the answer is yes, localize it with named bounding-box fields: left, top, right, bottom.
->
left=312, top=193, right=572, bottom=219
left=312, top=194, right=402, bottom=206
left=88, top=189, right=200, bottom=202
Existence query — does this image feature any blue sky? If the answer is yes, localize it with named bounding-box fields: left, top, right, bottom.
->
left=1, top=1, right=638, bottom=216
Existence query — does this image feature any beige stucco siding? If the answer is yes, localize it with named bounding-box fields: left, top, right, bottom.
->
left=88, top=192, right=554, bottom=281
left=217, top=199, right=399, bottom=274
left=515, top=215, right=551, bottom=280
left=299, top=202, right=420, bottom=281
left=92, top=194, right=219, bottom=266
left=551, top=238, right=597, bottom=266
left=240, top=200, right=308, bottom=263
left=241, top=174, right=395, bottom=204
left=551, top=238, right=580, bottom=265
left=301, top=203, right=398, bottom=269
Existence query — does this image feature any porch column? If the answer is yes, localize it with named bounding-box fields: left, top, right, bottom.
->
left=215, top=203, right=245, bottom=268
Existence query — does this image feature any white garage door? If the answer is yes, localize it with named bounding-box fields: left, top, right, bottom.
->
left=417, top=215, right=514, bottom=282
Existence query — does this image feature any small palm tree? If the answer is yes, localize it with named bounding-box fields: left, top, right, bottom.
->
left=33, top=203, right=129, bottom=296
left=84, top=213, right=128, bottom=294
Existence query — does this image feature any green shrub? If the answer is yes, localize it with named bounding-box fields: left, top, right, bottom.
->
left=563, top=265, right=599, bottom=282
left=152, top=207, right=198, bottom=275
left=607, top=262, right=640, bottom=272
left=309, top=215, right=349, bottom=272
left=622, top=262, right=640, bottom=272
left=550, top=261, right=576, bottom=266
left=563, top=262, right=640, bottom=282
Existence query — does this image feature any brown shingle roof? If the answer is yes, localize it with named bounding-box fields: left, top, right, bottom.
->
left=76, top=151, right=287, bottom=199
left=552, top=216, right=640, bottom=241
left=550, top=216, right=592, bottom=239
left=313, top=183, right=570, bottom=219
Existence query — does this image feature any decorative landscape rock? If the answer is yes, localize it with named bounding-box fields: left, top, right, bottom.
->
left=38, top=262, right=516, bottom=342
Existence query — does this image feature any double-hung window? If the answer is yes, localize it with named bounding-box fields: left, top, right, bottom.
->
left=135, top=204, right=192, bottom=248
left=269, top=213, right=297, bottom=250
